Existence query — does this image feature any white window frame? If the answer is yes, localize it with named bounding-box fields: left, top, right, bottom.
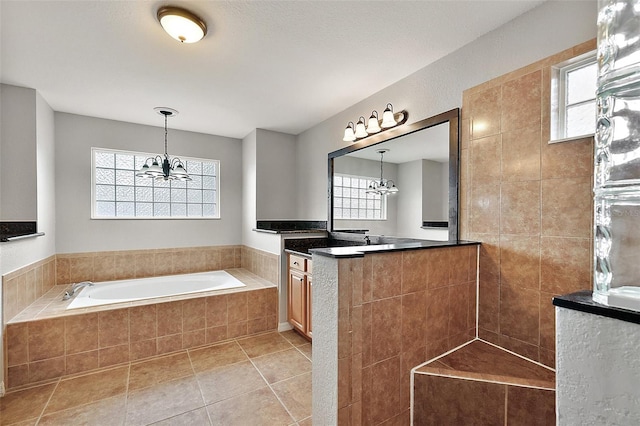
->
left=550, top=50, right=597, bottom=143
left=333, top=173, right=387, bottom=221
left=91, top=147, right=221, bottom=220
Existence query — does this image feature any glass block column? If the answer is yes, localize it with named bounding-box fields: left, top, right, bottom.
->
left=593, top=0, right=640, bottom=305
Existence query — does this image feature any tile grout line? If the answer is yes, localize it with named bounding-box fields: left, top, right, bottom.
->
left=33, top=377, right=62, bottom=425
left=239, top=338, right=300, bottom=423
left=122, top=363, right=131, bottom=425
left=186, top=344, right=214, bottom=426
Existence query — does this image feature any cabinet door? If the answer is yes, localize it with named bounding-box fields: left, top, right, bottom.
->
left=288, top=270, right=306, bottom=333
left=306, top=276, right=312, bottom=339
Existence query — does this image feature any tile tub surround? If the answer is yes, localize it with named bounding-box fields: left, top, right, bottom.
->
left=313, top=244, right=478, bottom=425
left=4, top=269, right=277, bottom=390
left=459, top=39, right=596, bottom=367
left=0, top=331, right=312, bottom=425
left=413, top=340, right=555, bottom=425
left=2, top=255, right=56, bottom=323
left=2, top=244, right=279, bottom=324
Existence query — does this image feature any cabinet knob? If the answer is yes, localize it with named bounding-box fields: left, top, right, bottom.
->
left=293, top=261, right=299, bottom=265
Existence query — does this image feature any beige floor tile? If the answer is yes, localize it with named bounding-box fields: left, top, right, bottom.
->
left=236, top=332, right=294, bottom=358
left=129, top=352, right=193, bottom=391
left=196, top=361, right=267, bottom=405
left=44, top=366, right=128, bottom=414
left=0, top=383, right=56, bottom=425
left=188, top=341, right=248, bottom=373
left=280, top=330, right=310, bottom=347
left=125, top=376, right=204, bottom=426
left=150, top=407, right=211, bottom=425
left=206, top=387, right=294, bottom=426
left=1, top=420, right=37, bottom=426
left=271, top=372, right=312, bottom=422
left=252, top=348, right=312, bottom=384
left=38, top=395, right=126, bottom=425
left=297, top=343, right=312, bottom=361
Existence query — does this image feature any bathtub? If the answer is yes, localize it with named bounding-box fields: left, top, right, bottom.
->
left=66, top=270, right=246, bottom=309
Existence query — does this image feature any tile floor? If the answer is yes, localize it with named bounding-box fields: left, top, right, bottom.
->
left=0, top=331, right=313, bottom=426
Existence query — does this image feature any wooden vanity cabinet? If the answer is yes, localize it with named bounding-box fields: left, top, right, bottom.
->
left=287, top=253, right=312, bottom=339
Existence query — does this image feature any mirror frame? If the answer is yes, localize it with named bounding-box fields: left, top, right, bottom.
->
left=327, top=108, right=460, bottom=241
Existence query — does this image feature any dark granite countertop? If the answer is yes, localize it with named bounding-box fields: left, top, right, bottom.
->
left=309, top=239, right=479, bottom=258
left=553, top=290, right=640, bottom=325
left=253, top=220, right=327, bottom=234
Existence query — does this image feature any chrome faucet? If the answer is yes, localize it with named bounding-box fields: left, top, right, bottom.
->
left=62, top=281, right=94, bottom=300
left=364, top=235, right=371, bottom=245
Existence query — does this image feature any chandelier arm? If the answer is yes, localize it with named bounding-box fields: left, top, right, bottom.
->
left=164, top=113, right=169, bottom=157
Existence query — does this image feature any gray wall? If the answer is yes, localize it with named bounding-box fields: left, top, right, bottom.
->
left=54, top=113, right=242, bottom=253
left=0, top=88, right=56, bottom=275
left=295, top=0, right=597, bottom=222
left=1, top=84, right=37, bottom=221
left=256, top=129, right=297, bottom=220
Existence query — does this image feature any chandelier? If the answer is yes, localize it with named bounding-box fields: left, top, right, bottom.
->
left=366, top=149, right=398, bottom=195
left=136, top=107, right=191, bottom=181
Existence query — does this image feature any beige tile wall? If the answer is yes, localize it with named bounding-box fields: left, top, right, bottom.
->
left=56, top=245, right=243, bottom=286
left=4, top=287, right=277, bottom=390
left=2, top=256, right=57, bottom=323
left=241, top=246, right=279, bottom=285
left=2, top=244, right=281, bottom=324
left=460, top=39, right=596, bottom=367
left=336, top=245, right=478, bottom=425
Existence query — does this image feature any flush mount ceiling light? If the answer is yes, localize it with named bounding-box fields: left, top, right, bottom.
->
left=366, top=149, right=399, bottom=195
left=157, top=6, right=207, bottom=43
left=137, top=107, right=191, bottom=181
left=342, top=103, right=407, bottom=142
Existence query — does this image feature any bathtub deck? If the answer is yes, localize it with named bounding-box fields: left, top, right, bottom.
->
left=7, top=268, right=275, bottom=324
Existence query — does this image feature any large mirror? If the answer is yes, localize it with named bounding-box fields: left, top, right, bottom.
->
left=328, top=109, right=459, bottom=241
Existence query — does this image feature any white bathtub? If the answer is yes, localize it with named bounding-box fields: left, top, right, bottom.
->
left=66, top=270, right=246, bottom=310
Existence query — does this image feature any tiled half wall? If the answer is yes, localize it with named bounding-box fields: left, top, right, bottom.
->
left=3, top=245, right=279, bottom=324
left=4, top=286, right=278, bottom=389
left=459, top=39, right=596, bottom=367
left=335, top=245, right=478, bottom=425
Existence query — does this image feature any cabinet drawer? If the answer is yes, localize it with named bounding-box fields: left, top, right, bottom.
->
left=289, top=254, right=307, bottom=272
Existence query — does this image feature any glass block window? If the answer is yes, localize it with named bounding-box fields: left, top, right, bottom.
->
left=92, top=148, right=220, bottom=219
left=333, top=173, right=386, bottom=220
left=557, top=54, right=597, bottom=139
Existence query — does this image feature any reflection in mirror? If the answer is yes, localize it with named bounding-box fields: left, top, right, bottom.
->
left=328, top=109, right=459, bottom=241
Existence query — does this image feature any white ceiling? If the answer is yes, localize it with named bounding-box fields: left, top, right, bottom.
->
left=0, top=0, right=544, bottom=139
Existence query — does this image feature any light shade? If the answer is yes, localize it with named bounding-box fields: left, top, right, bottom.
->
left=355, top=116, right=368, bottom=138
left=381, top=103, right=397, bottom=128
left=343, top=122, right=356, bottom=142
left=158, top=7, right=207, bottom=43
left=367, top=111, right=381, bottom=134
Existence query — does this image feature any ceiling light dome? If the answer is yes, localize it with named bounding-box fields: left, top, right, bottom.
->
left=157, top=6, right=207, bottom=43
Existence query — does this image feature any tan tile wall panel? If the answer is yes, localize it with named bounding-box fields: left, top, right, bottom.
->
left=4, top=287, right=277, bottom=390
left=56, top=246, right=243, bottom=285
left=2, top=256, right=56, bottom=323
left=461, top=39, right=596, bottom=367
left=337, top=245, right=478, bottom=425
left=240, top=246, right=279, bottom=285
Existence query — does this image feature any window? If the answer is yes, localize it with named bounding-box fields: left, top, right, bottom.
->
left=92, top=148, right=219, bottom=219
left=553, top=52, right=597, bottom=141
left=333, top=174, right=386, bottom=220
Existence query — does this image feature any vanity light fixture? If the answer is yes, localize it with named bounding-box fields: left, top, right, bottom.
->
left=157, top=6, right=207, bottom=43
left=366, top=149, right=399, bottom=195
left=342, top=103, right=407, bottom=142
left=136, top=107, right=191, bottom=181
